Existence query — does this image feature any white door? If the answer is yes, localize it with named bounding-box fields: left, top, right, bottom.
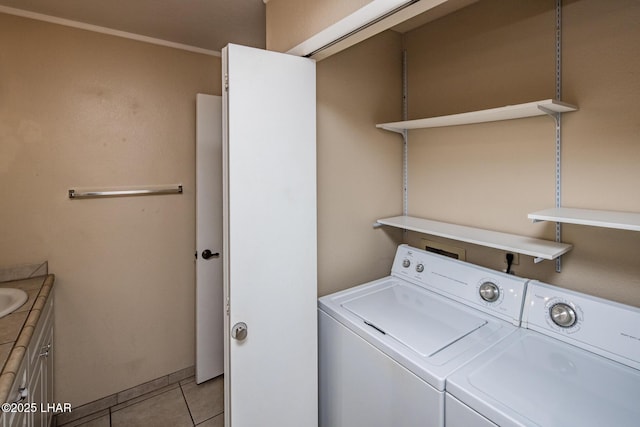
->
left=222, top=44, right=317, bottom=427
left=195, top=94, right=224, bottom=384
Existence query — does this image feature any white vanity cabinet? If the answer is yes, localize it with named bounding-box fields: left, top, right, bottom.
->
left=2, top=356, right=27, bottom=427
left=2, top=290, right=54, bottom=427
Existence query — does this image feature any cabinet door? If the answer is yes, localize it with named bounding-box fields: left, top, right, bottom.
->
left=42, top=325, right=54, bottom=427
left=28, top=294, right=54, bottom=427
left=4, top=408, right=28, bottom=427
left=3, top=294, right=53, bottom=427
left=5, top=358, right=29, bottom=427
left=1, top=400, right=26, bottom=427
left=29, top=358, right=44, bottom=427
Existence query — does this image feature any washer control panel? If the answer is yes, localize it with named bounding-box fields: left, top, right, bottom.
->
left=390, top=244, right=527, bottom=325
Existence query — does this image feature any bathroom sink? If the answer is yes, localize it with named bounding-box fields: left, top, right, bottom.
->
left=0, top=288, right=28, bottom=318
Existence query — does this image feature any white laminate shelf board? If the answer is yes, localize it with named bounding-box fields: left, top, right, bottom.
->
left=376, top=215, right=573, bottom=261
left=376, top=99, right=578, bottom=133
left=528, top=208, right=640, bottom=231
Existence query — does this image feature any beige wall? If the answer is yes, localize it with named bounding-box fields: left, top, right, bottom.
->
left=266, top=0, right=373, bottom=52
left=309, top=0, right=640, bottom=307
left=403, top=0, right=640, bottom=306
left=316, top=30, right=404, bottom=296
left=0, top=13, right=220, bottom=406
left=2, top=0, right=638, bottom=409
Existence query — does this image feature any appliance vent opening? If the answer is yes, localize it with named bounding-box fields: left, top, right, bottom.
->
left=422, top=239, right=466, bottom=261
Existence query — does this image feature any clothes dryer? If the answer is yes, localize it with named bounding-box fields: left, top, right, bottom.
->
left=446, top=281, right=640, bottom=427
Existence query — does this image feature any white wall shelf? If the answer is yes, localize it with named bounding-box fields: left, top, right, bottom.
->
left=376, top=215, right=573, bottom=262
left=376, top=99, right=578, bottom=133
left=529, top=208, right=640, bottom=232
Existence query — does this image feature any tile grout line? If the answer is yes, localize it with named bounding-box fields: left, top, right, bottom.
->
left=57, top=366, right=195, bottom=426
left=59, top=371, right=224, bottom=427
left=112, top=383, right=182, bottom=413
left=178, top=381, right=197, bottom=427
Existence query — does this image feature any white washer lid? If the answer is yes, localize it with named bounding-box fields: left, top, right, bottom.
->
left=447, top=329, right=640, bottom=427
left=342, top=283, right=487, bottom=357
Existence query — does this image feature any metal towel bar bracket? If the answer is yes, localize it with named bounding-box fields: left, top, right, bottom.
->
left=68, top=185, right=183, bottom=199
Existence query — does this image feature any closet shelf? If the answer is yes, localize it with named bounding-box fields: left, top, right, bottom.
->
left=528, top=208, right=640, bottom=231
left=376, top=215, right=572, bottom=262
left=376, top=99, right=578, bottom=133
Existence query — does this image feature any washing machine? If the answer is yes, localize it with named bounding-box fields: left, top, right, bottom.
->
left=318, top=244, right=528, bottom=427
left=446, top=280, right=640, bottom=427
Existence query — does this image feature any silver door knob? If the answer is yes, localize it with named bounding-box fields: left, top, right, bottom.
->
left=231, top=322, right=248, bottom=340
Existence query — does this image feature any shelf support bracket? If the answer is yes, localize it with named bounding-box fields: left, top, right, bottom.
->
left=533, top=257, right=545, bottom=264
left=537, top=105, right=560, bottom=124
left=379, top=126, right=405, bottom=134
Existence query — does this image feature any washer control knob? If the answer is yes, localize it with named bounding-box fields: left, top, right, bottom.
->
left=479, top=282, right=500, bottom=302
left=550, top=303, right=577, bottom=328
left=416, top=263, right=424, bottom=273
left=402, top=259, right=411, bottom=268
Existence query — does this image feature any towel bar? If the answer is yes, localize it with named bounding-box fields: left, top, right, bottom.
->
left=68, top=185, right=183, bottom=199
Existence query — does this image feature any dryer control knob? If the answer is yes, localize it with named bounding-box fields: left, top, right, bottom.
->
left=479, top=282, right=500, bottom=302
left=402, top=259, right=411, bottom=268
left=550, top=303, right=577, bottom=328
left=416, top=263, right=424, bottom=273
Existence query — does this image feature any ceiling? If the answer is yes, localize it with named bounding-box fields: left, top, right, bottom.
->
left=0, top=0, right=266, bottom=52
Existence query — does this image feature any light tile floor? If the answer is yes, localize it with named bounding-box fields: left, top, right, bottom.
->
left=59, top=375, right=223, bottom=427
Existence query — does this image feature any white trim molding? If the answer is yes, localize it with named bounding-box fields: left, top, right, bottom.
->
left=0, top=5, right=221, bottom=57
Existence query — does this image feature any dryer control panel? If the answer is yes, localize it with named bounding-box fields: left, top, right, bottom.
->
left=390, top=245, right=528, bottom=326
left=523, top=281, right=640, bottom=370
